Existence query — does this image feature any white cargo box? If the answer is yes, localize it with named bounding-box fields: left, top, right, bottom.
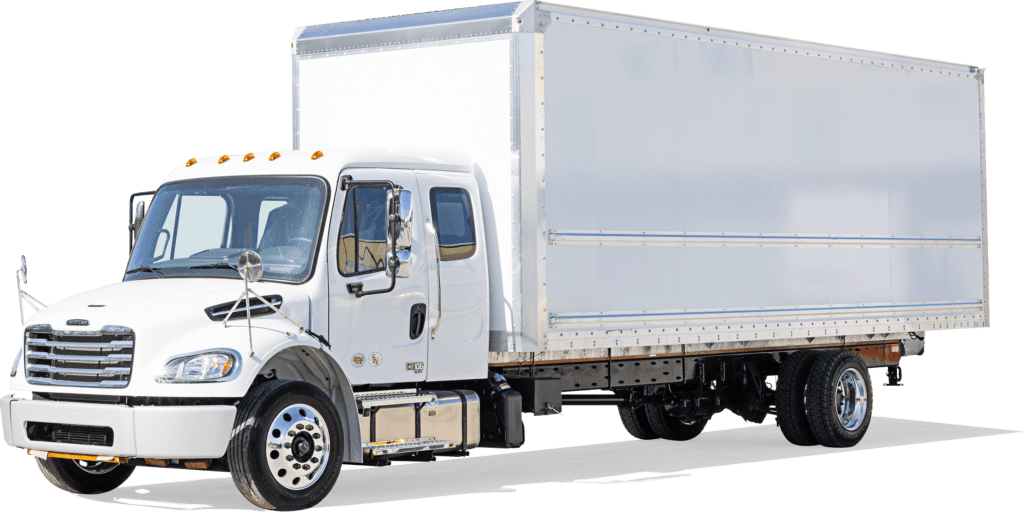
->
left=292, top=2, right=988, bottom=355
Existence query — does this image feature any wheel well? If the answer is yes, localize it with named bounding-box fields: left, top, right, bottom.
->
left=257, top=346, right=362, bottom=463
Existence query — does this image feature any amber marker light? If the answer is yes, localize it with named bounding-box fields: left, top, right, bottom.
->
left=311, top=150, right=324, bottom=160
left=243, top=153, right=255, bottom=162
left=185, top=158, right=197, bottom=167
left=218, top=155, right=230, bottom=164
left=269, top=152, right=281, bottom=161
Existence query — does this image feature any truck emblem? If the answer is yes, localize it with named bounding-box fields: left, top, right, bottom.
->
left=406, top=362, right=424, bottom=374
left=66, top=319, right=89, bottom=326
left=351, top=353, right=365, bottom=368
left=370, top=352, right=383, bottom=367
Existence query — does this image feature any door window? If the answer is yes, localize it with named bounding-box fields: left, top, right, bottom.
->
left=429, top=187, right=476, bottom=261
left=338, top=187, right=390, bottom=275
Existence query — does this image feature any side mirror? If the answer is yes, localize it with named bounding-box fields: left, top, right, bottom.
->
left=387, top=189, right=414, bottom=249
left=19, top=255, right=27, bottom=284
left=153, top=229, right=171, bottom=261
left=132, top=201, right=146, bottom=243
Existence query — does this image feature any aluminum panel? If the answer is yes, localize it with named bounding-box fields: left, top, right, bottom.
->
left=297, top=38, right=519, bottom=343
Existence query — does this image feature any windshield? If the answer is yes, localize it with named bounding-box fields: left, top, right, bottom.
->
left=125, top=177, right=328, bottom=283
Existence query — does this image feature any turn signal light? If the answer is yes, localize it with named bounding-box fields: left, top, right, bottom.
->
left=218, top=155, right=230, bottom=164
left=243, top=153, right=255, bottom=162
left=269, top=152, right=281, bottom=161
left=185, top=158, right=197, bottom=167
left=311, top=150, right=324, bottom=160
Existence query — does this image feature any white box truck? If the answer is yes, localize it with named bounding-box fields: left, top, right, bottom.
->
left=3, top=2, right=987, bottom=509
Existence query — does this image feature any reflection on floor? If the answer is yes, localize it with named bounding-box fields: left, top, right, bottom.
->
left=87, top=417, right=1015, bottom=510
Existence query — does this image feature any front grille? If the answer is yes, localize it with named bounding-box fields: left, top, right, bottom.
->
left=26, top=421, right=114, bottom=447
left=24, top=324, right=134, bottom=388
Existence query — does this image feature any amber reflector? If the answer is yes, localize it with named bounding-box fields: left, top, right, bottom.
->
left=269, top=152, right=281, bottom=161
left=185, top=158, right=197, bottom=167
left=243, top=153, right=255, bottom=162
left=311, top=150, right=324, bottom=160
left=218, top=155, right=230, bottom=164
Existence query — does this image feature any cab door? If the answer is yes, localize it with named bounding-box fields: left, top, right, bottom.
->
left=327, top=168, right=429, bottom=385
left=414, top=171, right=489, bottom=382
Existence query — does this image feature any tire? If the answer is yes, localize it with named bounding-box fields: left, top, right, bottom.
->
left=805, top=351, right=873, bottom=448
left=644, top=404, right=709, bottom=441
left=36, top=457, right=134, bottom=494
left=228, top=379, right=344, bottom=510
left=776, top=350, right=822, bottom=446
left=617, top=404, right=659, bottom=440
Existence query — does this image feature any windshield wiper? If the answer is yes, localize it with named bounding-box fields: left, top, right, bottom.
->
left=187, top=263, right=238, bottom=271
left=125, top=266, right=164, bottom=279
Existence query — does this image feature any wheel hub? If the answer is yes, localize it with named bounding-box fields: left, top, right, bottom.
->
left=834, top=368, right=868, bottom=431
left=265, top=404, right=330, bottom=490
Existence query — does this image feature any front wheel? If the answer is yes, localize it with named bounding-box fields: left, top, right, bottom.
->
left=805, top=351, right=873, bottom=447
left=36, top=457, right=134, bottom=494
left=228, top=379, right=343, bottom=510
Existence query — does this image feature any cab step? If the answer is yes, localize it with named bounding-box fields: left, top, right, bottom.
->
left=354, top=389, right=437, bottom=411
left=363, top=437, right=457, bottom=458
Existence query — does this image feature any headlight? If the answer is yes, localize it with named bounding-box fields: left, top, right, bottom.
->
left=10, top=346, right=22, bottom=378
left=157, top=349, right=240, bottom=383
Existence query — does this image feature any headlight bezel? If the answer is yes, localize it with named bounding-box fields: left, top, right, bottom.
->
left=156, top=348, right=242, bottom=383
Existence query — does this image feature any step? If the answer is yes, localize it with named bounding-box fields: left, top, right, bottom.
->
left=362, top=437, right=457, bottom=457
left=354, top=389, right=437, bottom=409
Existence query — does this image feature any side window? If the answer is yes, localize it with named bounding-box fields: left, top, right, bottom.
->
left=338, top=187, right=389, bottom=275
left=430, top=187, right=476, bottom=261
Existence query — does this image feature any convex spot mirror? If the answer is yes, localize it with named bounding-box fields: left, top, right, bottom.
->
left=387, top=189, right=414, bottom=249
left=19, top=255, right=27, bottom=284
left=238, top=250, right=263, bottom=282
left=386, top=250, right=413, bottom=278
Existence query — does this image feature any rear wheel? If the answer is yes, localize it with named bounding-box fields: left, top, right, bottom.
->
left=228, top=379, right=343, bottom=510
left=36, top=457, right=134, bottom=494
left=617, top=404, right=659, bottom=440
left=805, top=351, right=873, bottom=447
left=776, top=350, right=821, bottom=446
left=644, top=404, right=708, bottom=441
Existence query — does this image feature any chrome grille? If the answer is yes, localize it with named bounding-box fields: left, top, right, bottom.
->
left=24, top=324, right=134, bottom=388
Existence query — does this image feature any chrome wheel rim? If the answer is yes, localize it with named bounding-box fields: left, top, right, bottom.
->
left=834, top=368, right=868, bottom=431
left=75, top=460, right=117, bottom=475
left=265, top=403, right=330, bottom=490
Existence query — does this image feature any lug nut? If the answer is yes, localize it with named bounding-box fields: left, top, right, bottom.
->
left=293, top=463, right=301, bottom=469
left=286, top=455, right=294, bottom=461
left=284, top=443, right=292, bottom=449
left=288, top=431, right=296, bottom=437
left=315, top=446, right=323, bottom=452
left=311, top=457, right=319, bottom=463
left=305, top=424, right=313, bottom=430
left=313, top=433, right=321, bottom=439
left=302, top=464, right=310, bottom=470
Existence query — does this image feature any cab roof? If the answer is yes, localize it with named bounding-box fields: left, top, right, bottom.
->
left=162, top=148, right=474, bottom=186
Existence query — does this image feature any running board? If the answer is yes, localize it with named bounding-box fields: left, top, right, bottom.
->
left=354, top=389, right=437, bottom=411
left=363, top=437, right=457, bottom=457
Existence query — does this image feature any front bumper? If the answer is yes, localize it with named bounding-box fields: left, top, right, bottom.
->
left=2, top=395, right=236, bottom=459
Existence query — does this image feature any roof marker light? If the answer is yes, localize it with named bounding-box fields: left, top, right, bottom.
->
left=269, top=152, right=281, bottom=161
left=243, top=153, right=255, bottom=162
left=218, top=155, right=230, bottom=164
left=311, top=151, right=324, bottom=160
left=185, top=158, right=197, bottom=167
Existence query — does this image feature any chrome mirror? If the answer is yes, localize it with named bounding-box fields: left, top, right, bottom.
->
left=388, top=189, right=414, bottom=249
left=237, top=250, right=263, bottom=283
left=19, top=255, right=27, bottom=284
left=387, top=250, right=414, bottom=278
left=132, top=201, right=146, bottom=242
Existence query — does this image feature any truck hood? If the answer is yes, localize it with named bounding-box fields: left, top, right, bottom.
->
left=15, top=278, right=314, bottom=396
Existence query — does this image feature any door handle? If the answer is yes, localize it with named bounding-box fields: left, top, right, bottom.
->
left=410, top=303, right=427, bottom=339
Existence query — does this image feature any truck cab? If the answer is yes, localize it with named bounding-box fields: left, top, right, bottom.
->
left=5, top=149, right=495, bottom=509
